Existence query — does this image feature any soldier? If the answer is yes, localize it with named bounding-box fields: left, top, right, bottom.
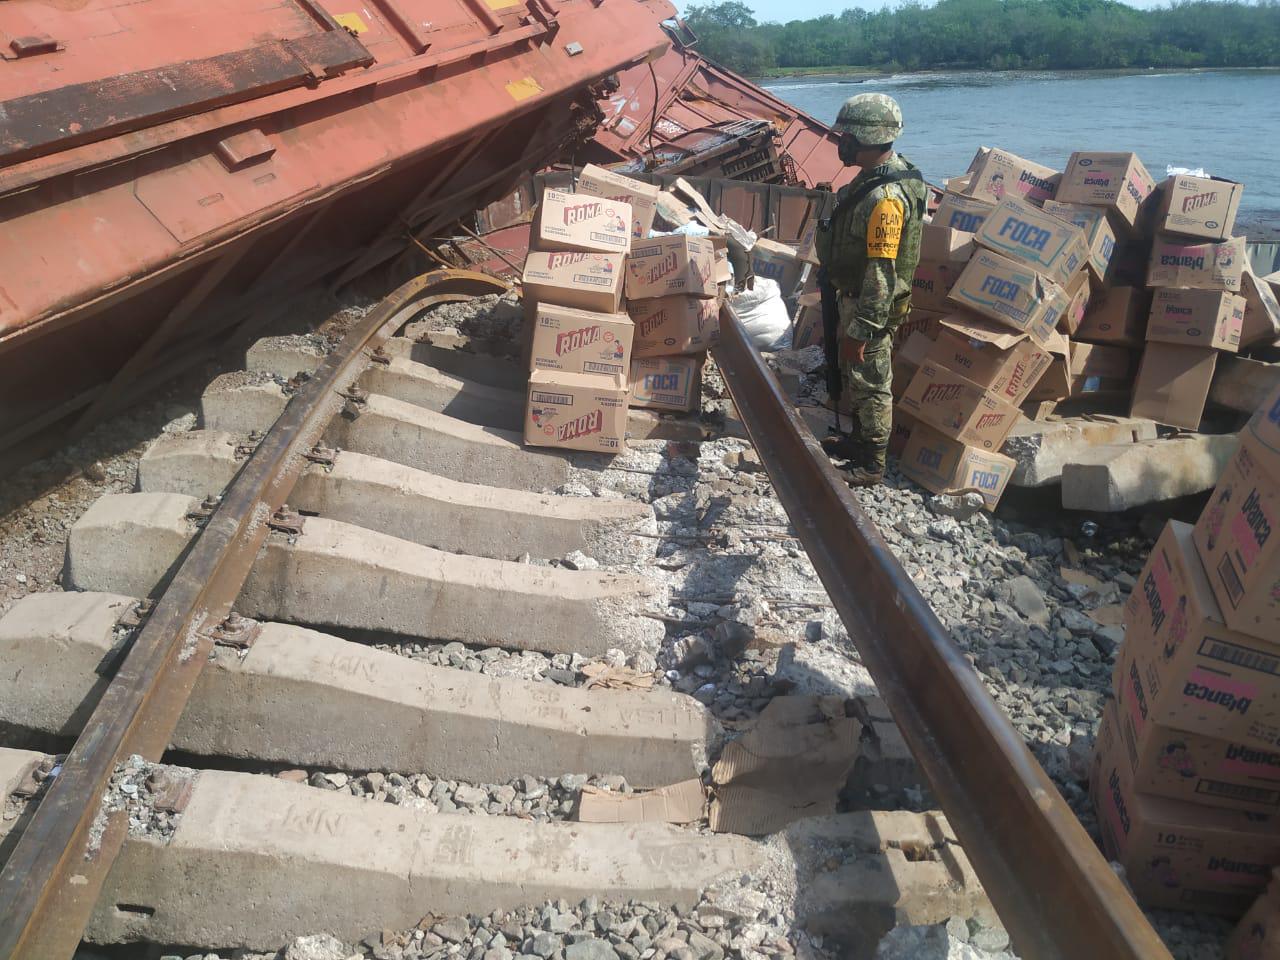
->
left=815, top=93, right=927, bottom=486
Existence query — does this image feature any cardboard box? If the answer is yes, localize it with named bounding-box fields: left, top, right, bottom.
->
left=947, top=249, right=1067, bottom=344
left=1156, top=174, right=1244, bottom=242
left=1193, top=389, right=1280, bottom=639
left=888, top=410, right=916, bottom=459
left=1056, top=151, right=1156, bottom=228
left=793, top=291, right=822, bottom=350
left=1091, top=700, right=1280, bottom=916
left=1076, top=285, right=1150, bottom=347
left=957, top=146, right=1059, bottom=206
left=1059, top=268, right=1092, bottom=337
left=1113, top=646, right=1280, bottom=814
left=525, top=370, right=627, bottom=453
left=1070, top=341, right=1132, bottom=383
left=710, top=236, right=732, bottom=285
left=1024, top=330, right=1071, bottom=403
left=898, top=361, right=1023, bottom=451
left=932, top=192, right=995, bottom=234
left=1124, top=519, right=1280, bottom=748
left=532, top=189, right=632, bottom=255
left=920, top=223, right=975, bottom=263
left=911, top=259, right=965, bottom=313
left=926, top=313, right=1053, bottom=406
left=625, top=235, right=717, bottom=300
left=975, top=195, right=1089, bottom=287
left=628, top=296, right=719, bottom=358
left=1226, top=870, right=1280, bottom=960
left=522, top=251, right=625, bottom=314
left=1130, top=342, right=1217, bottom=430
left=750, top=238, right=804, bottom=294
left=893, top=308, right=945, bottom=348
left=891, top=331, right=934, bottom=401
left=528, top=302, right=633, bottom=377
left=576, top=164, right=660, bottom=240
left=1241, top=268, right=1280, bottom=348
left=1148, top=235, right=1247, bottom=292
left=1043, top=200, right=1118, bottom=285
left=1147, top=288, right=1245, bottom=352
left=897, top=420, right=1017, bottom=511
left=629, top=356, right=702, bottom=412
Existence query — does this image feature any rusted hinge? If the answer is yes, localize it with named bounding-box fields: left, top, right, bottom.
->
left=303, top=444, right=338, bottom=468
left=118, top=598, right=155, bottom=631
left=268, top=506, right=306, bottom=536
left=370, top=346, right=391, bottom=366
left=205, top=612, right=262, bottom=651
left=339, top=383, right=367, bottom=420
left=233, top=429, right=266, bottom=460
left=186, top=494, right=222, bottom=527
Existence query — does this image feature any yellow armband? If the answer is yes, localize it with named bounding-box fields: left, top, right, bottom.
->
left=866, top=197, right=904, bottom=259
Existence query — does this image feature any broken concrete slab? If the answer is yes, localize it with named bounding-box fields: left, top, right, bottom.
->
left=138, top=432, right=655, bottom=564
left=65, top=494, right=663, bottom=655
left=1003, top=416, right=1159, bottom=487
left=1060, top=432, right=1239, bottom=512
left=1208, top=354, right=1280, bottom=416
left=0, top=593, right=712, bottom=786
left=86, top=769, right=759, bottom=950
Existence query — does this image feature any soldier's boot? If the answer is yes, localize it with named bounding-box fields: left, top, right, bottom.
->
left=821, top=432, right=862, bottom=461
left=844, top=443, right=886, bottom=487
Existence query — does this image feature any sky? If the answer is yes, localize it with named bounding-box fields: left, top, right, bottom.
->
left=685, top=0, right=1168, bottom=23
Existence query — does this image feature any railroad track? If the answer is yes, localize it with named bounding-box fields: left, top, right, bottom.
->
left=0, top=269, right=1174, bottom=960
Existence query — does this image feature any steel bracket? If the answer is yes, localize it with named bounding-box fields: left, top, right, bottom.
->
left=204, top=613, right=262, bottom=651
left=232, top=430, right=266, bottom=460
left=185, top=495, right=222, bottom=527
left=117, top=599, right=156, bottom=632
left=147, top=772, right=194, bottom=813
left=267, top=506, right=306, bottom=536
left=303, top=444, right=338, bottom=467
left=370, top=346, right=391, bottom=365
left=339, top=383, right=368, bottom=420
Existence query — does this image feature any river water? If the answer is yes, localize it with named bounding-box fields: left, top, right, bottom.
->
left=763, top=69, right=1280, bottom=219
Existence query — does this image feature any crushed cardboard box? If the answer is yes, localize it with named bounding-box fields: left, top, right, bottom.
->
left=1240, top=267, right=1280, bottom=348
left=947, top=249, right=1067, bottom=344
left=580, top=661, right=656, bottom=691
left=926, top=313, right=1053, bottom=406
left=898, top=419, right=1017, bottom=512
left=898, top=360, right=1024, bottom=450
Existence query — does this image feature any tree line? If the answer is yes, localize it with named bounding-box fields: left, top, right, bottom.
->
left=683, top=0, right=1280, bottom=75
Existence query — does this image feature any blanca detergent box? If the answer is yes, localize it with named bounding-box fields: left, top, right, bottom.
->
left=1130, top=342, right=1218, bottom=431
left=897, top=420, right=1016, bottom=512
left=1148, top=235, right=1246, bottom=292
left=1091, top=700, right=1280, bottom=916
left=954, top=146, right=1059, bottom=206
left=947, top=249, right=1067, bottom=344
left=576, top=164, right=660, bottom=240
left=1193, top=387, right=1280, bottom=640
left=1122, top=520, right=1280, bottom=750
left=625, top=235, right=717, bottom=300
left=533, top=189, right=632, bottom=255
left=522, top=251, right=624, bottom=314
left=528, top=302, right=633, bottom=377
left=1155, top=174, right=1243, bottom=242
left=1056, top=151, right=1156, bottom=228
left=911, top=259, right=965, bottom=312
left=975, top=195, right=1089, bottom=287
left=1147, top=288, right=1245, bottom=352
left=898, top=360, right=1023, bottom=451
left=925, top=313, right=1053, bottom=406
left=629, top=356, right=702, bottom=412
left=628, top=296, right=719, bottom=357
left=525, top=370, right=627, bottom=453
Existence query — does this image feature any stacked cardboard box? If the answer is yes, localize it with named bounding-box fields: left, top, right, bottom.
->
left=1227, top=868, right=1280, bottom=959
left=1092, top=385, right=1280, bottom=916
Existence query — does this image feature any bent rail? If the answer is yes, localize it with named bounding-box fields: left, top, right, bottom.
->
left=711, top=305, right=1172, bottom=960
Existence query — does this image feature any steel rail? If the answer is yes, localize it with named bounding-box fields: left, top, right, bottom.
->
left=0, top=269, right=508, bottom=960
left=711, top=305, right=1173, bottom=960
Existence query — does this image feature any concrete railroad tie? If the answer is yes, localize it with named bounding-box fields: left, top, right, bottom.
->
left=1002, top=416, right=1159, bottom=487
left=137, top=431, right=656, bottom=565
left=1060, top=432, right=1239, bottom=511
left=85, top=768, right=761, bottom=950
left=65, top=493, right=664, bottom=656
left=0, top=592, right=713, bottom=785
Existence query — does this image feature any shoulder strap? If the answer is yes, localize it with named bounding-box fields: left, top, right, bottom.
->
left=833, top=168, right=924, bottom=220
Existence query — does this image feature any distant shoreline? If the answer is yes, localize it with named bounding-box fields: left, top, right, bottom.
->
left=755, top=64, right=1280, bottom=81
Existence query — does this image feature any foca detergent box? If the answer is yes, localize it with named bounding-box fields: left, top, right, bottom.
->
left=947, top=249, right=1068, bottom=343
left=975, top=195, right=1089, bottom=287
left=629, top=356, right=702, bottom=412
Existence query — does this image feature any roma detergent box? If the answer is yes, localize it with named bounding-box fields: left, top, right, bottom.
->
left=1091, top=700, right=1280, bottom=915
left=931, top=192, right=995, bottom=233
left=1156, top=174, right=1244, bottom=242
left=1056, top=151, right=1156, bottom=228
left=955, top=146, right=1059, bottom=206
left=625, top=235, right=717, bottom=300
left=1148, top=235, right=1246, bottom=292
left=898, top=360, right=1023, bottom=451
left=1193, top=387, right=1280, bottom=640
left=522, top=251, right=624, bottom=314
left=975, top=195, right=1089, bottom=287
left=1122, top=520, right=1280, bottom=750
left=528, top=302, right=633, bottom=378
left=1114, top=645, right=1280, bottom=814
left=1075, top=285, right=1150, bottom=347
left=576, top=164, right=660, bottom=240
left=1042, top=199, right=1117, bottom=285
left=897, top=420, right=1016, bottom=512
left=1147, top=289, right=1245, bottom=352
left=893, top=307, right=945, bottom=348
left=525, top=370, right=627, bottom=453
left=532, top=189, right=632, bottom=255
left=1130, top=342, right=1217, bottom=431
left=629, top=356, right=702, bottom=412
left=947, top=249, right=1067, bottom=344
left=911, top=259, right=965, bottom=312
left=926, top=313, right=1053, bottom=406
left=628, top=295, right=719, bottom=357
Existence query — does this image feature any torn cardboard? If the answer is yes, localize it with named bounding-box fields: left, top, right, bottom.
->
left=577, top=779, right=705, bottom=824
left=947, top=249, right=1067, bottom=343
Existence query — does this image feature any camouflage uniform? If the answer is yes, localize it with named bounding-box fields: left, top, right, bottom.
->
left=816, top=95, right=926, bottom=474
